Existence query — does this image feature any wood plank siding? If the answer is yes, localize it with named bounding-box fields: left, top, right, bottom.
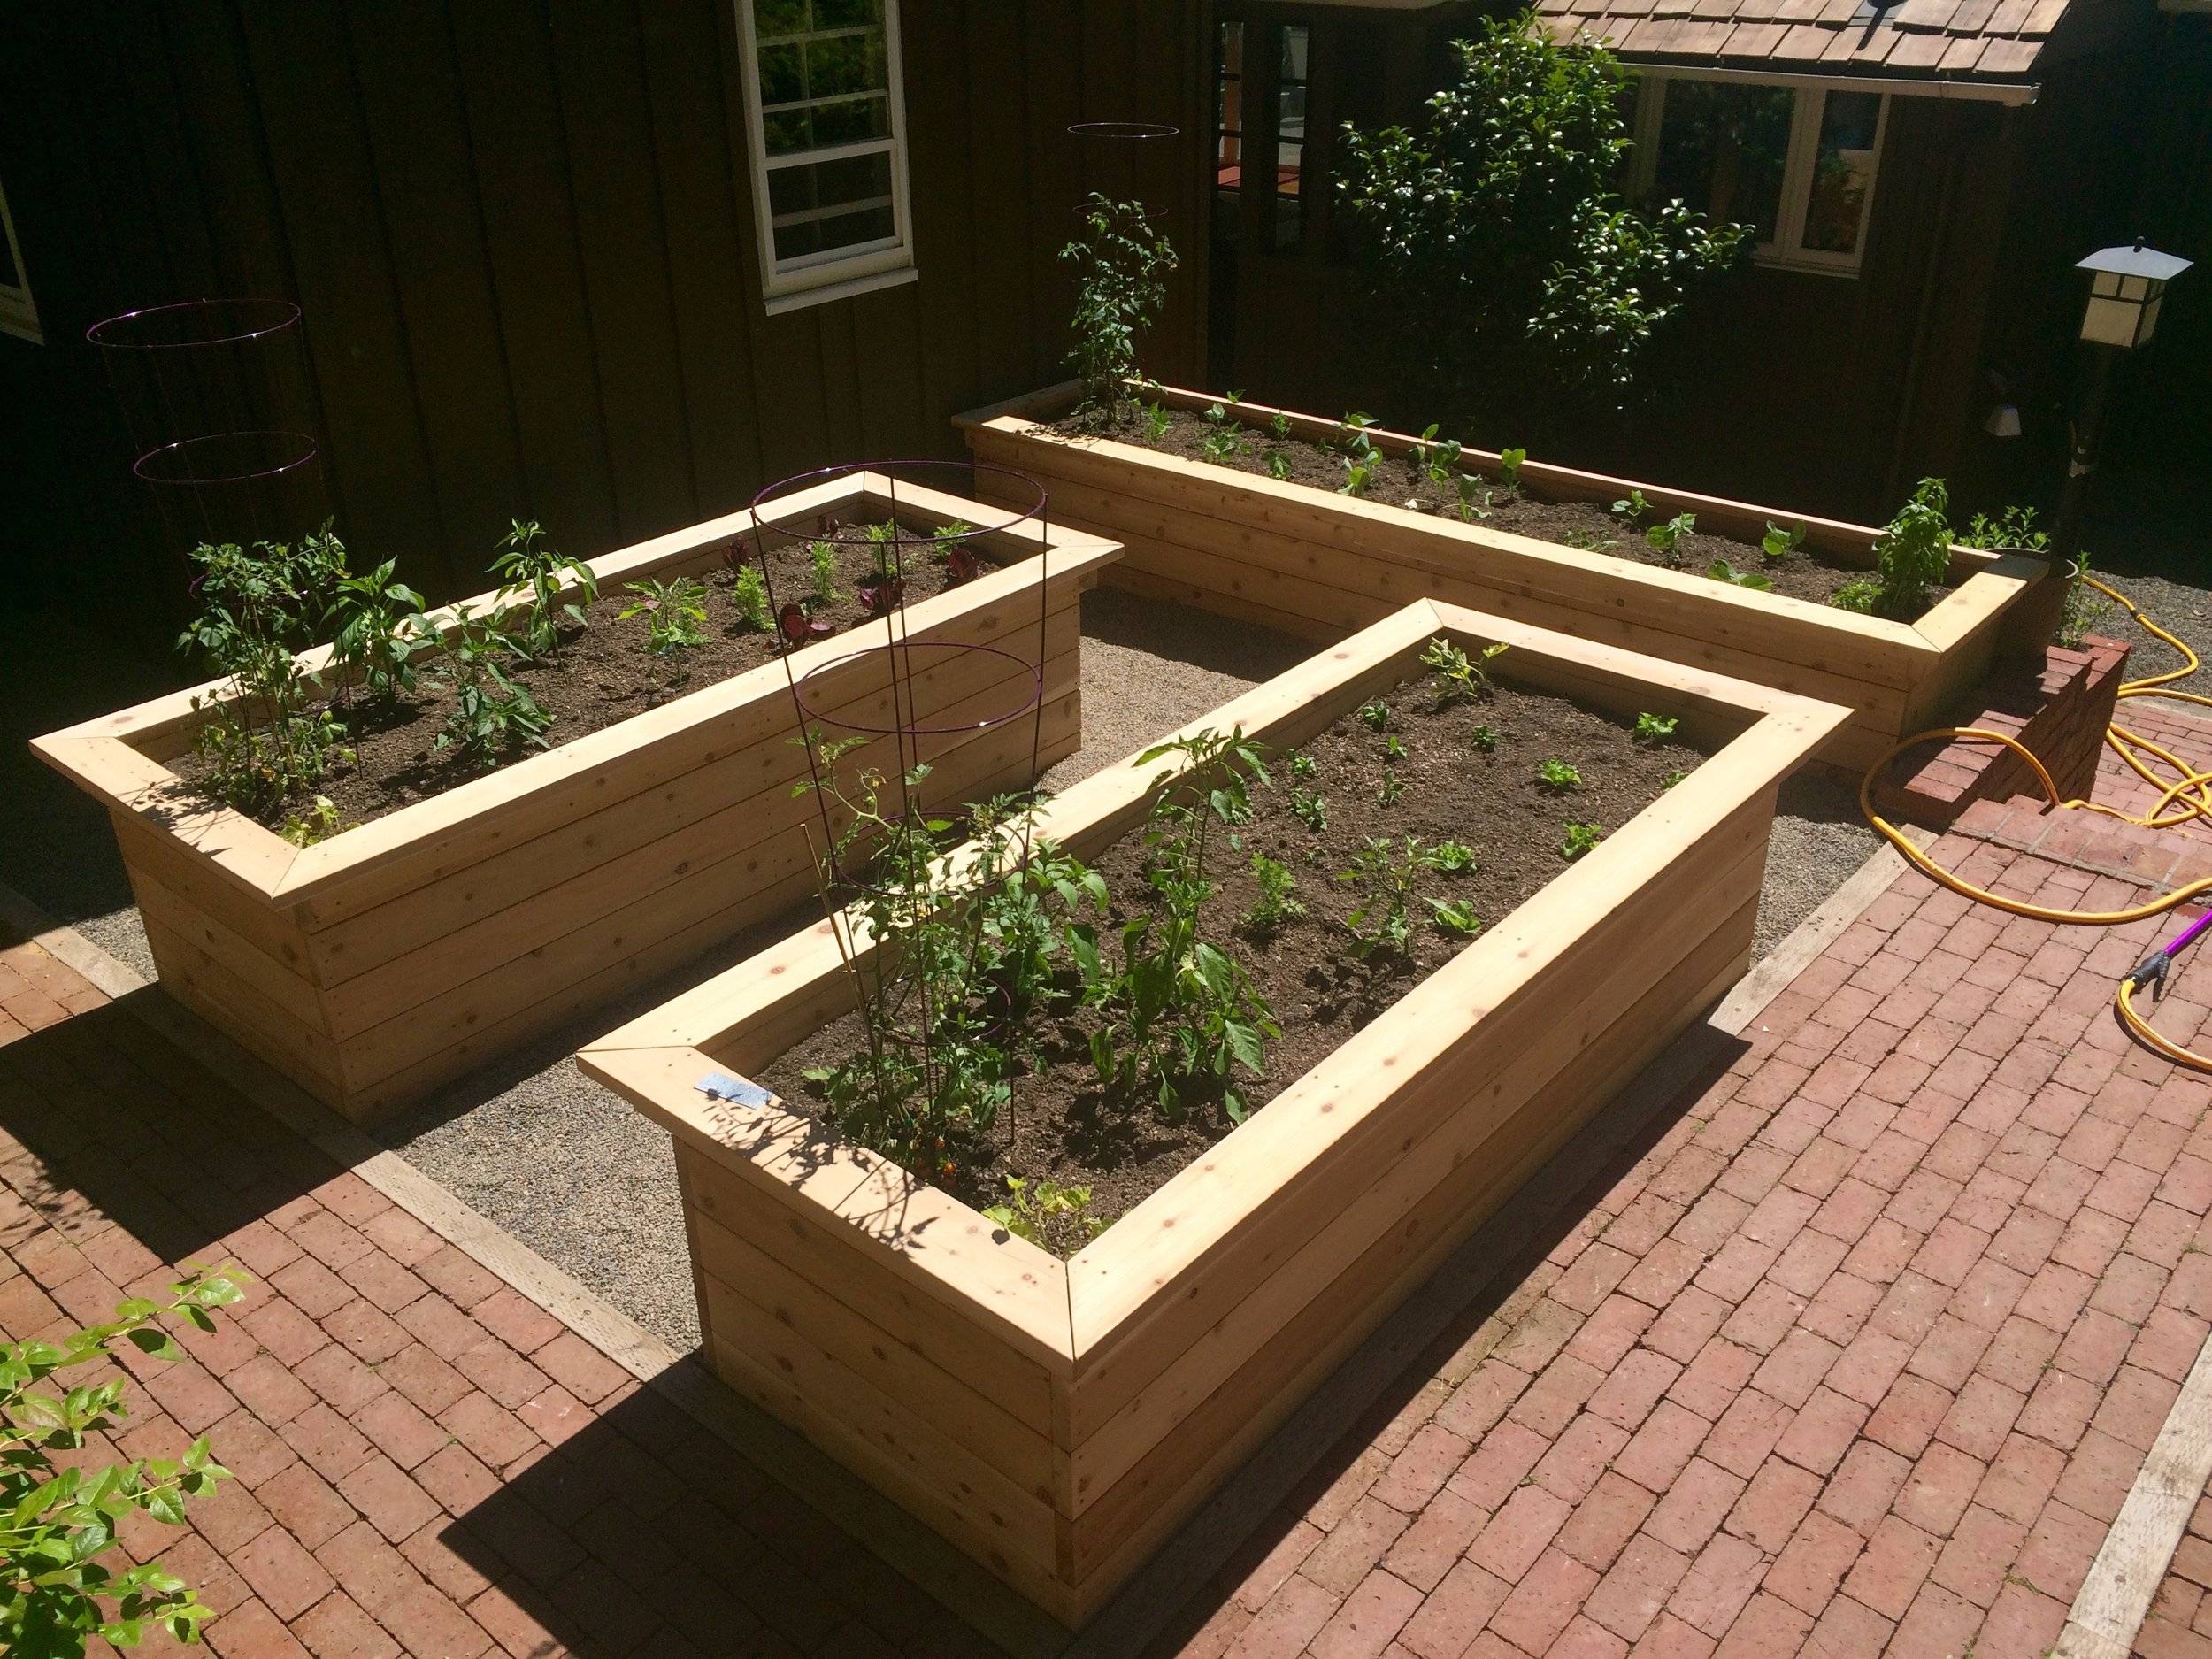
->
left=0, top=1, right=1207, bottom=619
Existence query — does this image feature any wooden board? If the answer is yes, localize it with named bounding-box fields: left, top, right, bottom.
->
left=957, top=384, right=2055, bottom=770
left=579, top=598, right=1850, bottom=1625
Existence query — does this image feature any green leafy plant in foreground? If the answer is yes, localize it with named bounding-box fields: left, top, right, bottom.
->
left=1633, top=711, right=1678, bottom=743
left=1497, top=446, right=1526, bottom=487
left=808, top=541, right=843, bottom=607
left=1537, top=758, right=1582, bottom=792
left=1563, top=820, right=1602, bottom=859
left=2, top=1268, right=247, bottom=1659
left=280, top=795, right=342, bottom=849
left=983, top=1178, right=1110, bottom=1252
left=1611, top=488, right=1651, bottom=526
left=1762, top=521, right=1806, bottom=562
left=1063, top=192, right=1177, bottom=419
left=434, top=605, right=552, bottom=764
left=489, top=519, right=594, bottom=656
left=178, top=533, right=354, bottom=817
left=1834, top=478, right=1951, bottom=620
left=1071, top=728, right=1279, bottom=1123
left=620, top=577, right=710, bottom=657
left=1645, top=512, right=1696, bottom=564
left=1290, top=787, right=1328, bottom=832
left=330, top=555, right=429, bottom=706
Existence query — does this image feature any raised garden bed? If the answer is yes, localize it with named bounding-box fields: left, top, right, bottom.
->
left=578, top=599, right=1848, bottom=1625
left=957, top=382, right=2060, bottom=774
left=33, top=472, right=1118, bottom=1123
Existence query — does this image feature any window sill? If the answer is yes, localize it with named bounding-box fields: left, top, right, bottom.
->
left=1751, top=255, right=1862, bottom=280
left=764, top=263, right=918, bottom=317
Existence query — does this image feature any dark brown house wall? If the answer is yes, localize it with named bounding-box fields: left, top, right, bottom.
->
left=0, top=0, right=1207, bottom=617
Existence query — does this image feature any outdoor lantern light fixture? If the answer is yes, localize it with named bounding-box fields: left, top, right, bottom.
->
left=2052, top=238, right=2193, bottom=556
left=2077, top=241, right=2193, bottom=349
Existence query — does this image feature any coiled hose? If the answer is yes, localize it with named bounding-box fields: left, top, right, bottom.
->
left=1856, top=577, right=2212, bottom=1071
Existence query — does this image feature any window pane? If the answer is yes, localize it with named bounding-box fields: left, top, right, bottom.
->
left=1651, top=81, right=1793, bottom=245
left=767, top=150, right=895, bottom=264
left=1216, top=20, right=1244, bottom=241
left=1275, top=25, right=1309, bottom=250
left=1802, top=92, right=1881, bottom=256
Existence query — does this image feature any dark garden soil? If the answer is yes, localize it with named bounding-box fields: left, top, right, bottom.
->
left=175, top=522, right=1004, bottom=833
left=761, top=660, right=1706, bottom=1252
left=1054, top=405, right=1950, bottom=617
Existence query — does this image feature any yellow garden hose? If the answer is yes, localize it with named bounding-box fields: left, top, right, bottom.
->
left=1856, top=576, right=2212, bottom=1070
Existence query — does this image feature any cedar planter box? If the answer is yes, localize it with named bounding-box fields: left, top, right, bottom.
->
left=958, top=382, right=2058, bottom=774
left=577, top=599, right=1847, bottom=1625
left=33, top=473, right=1118, bottom=1123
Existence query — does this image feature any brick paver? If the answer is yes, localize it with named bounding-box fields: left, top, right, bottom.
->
left=1151, top=810, right=2212, bottom=1657
left=0, top=926, right=981, bottom=1659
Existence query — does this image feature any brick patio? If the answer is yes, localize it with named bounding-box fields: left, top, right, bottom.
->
left=0, top=927, right=981, bottom=1659
left=1143, top=810, right=2212, bottom=1657
left=11, top=729, right=2212, bottom=1659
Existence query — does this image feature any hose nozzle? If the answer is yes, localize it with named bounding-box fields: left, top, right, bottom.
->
left=2130, top=949, right=2172, bottom=995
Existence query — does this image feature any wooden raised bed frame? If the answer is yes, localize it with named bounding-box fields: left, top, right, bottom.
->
left=32, top=474, right=1118, bottom=1123
left=578, top=599, right=1849, bottom=1626
left=958, top=382, right=2059, bottom=774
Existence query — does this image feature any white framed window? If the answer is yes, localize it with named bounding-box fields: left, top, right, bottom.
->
left=0, top=173, right=41, bottom=344
left=735, top=0, right=916, bottom=315
left=1631, top=72, right=1888, bottom=276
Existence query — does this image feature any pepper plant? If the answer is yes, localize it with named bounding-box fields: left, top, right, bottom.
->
left=1070, top=729, right=1278, bottom=1122
left=1062, top=192, right=1177, bottom=419
left=620, top=577, right=710, bottom=656
left=488, top=520, right=594, bottom=656
left=2, top=1268, right=246, bottom=1659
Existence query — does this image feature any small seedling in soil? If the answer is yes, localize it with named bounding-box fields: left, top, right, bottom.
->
left=732, top=565, right=772, bottom=632
left=1645, top=512, right=1696, bottom=564
left=439, top=657, right=553, bottom=764
left=1431, top=840, right=1476, bottom=872
left=1470, top=725, right=1501, bottom=752
left=1377, top=770, right=1405, bottom=809
left=1422, top=634, right=1508, bottom=706
left=1454, top=474, right=1492, bottom=523
left=1562, top=821, right=1602, bottom=860
left=932, top=519, right=975, bottom=560
left=1339, top=411, right=1379, bottom=457
left=1496, top=446, right=1526, bottom=487
left=1663, top=769, right=1686, bottom=789
left=808, top=541, right=842, bottom=606
left=1290, top=787, right=1327, bottom=831
left=1340, top=453, right=1384, bottom=497
left=1243, top=852, right=1306, bottom=933
left=1141, top=403, right=1171, bottom=444
left=1265, top=450, right=1293, bottom=481
left=621, top=577, right=710, bottom=656
left=1427, top=896, right=1481, bottom=935
left=778, top=603, right=835, bottom=646
left=1762, top=521, right=1806, bottom=561
left=1201, top=426, right=1242, bottom=465
left=1611, top=488, right=1651, bottom=526
left=1339, top=835, right=1453, bottom=958
left=1564, top=529, right=1617, bottom=552
left=1634, top=711, right=1679, bottom=743
left=1537, top=758, right=1582, bottom=792
left=1415, top=426, right=1464, bottom=486
left=1287, top=749, right=1317, bottom=780
left=1381, top=734, right=1408, bottom=764
left=1357, top=700, right=1391, bottom=733
left=1706, top=557, right=1772, bottom=590
left=280, top=795, right=342, bottom=848
left=984, top=1177, right=1109, bottom=1251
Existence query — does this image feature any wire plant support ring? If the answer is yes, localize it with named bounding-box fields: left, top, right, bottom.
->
left=744, top=458, right=1060, bottom=1170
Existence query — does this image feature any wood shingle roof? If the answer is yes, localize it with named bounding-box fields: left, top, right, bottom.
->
left=1535, top=0, right=2061, bottom=78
